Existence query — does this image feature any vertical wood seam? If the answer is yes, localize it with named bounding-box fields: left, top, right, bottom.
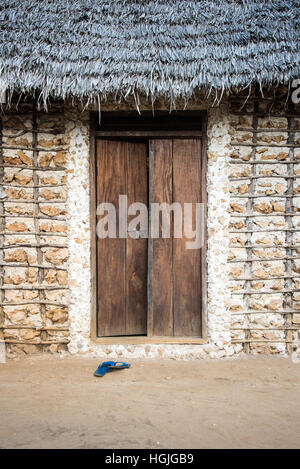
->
left=147, top=140, right=154, bottom=336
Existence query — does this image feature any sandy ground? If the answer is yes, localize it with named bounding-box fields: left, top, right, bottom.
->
left=0, top=355, right=299, bottom=449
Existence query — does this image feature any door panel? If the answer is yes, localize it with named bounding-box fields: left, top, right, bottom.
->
left=173, top=139, right=202, bottom=336
left=148, top=139, right=202, bottom=337
left=96, top=137, right=202, bottom=338
left=125, top=142, right=148, bottom=334
left=148, top=140, right=173, bottom=336
left=96, top=139, right=148, bottom=336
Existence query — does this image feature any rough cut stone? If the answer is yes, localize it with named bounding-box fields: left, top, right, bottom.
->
left=14, top=174, right=32, bottom=185
left=46, top=307, right=68, bottom=323
left=57, top=270, right=68, bottom=285
left=41, top=176, right=59, bottom=185
left=53, top=151, right=66, bottom=166
left=6, top=222, right=29, bottom=232
left=39, top=153, right=53, bottom=167
left=253, top=269, right=269, bottom=279
left=266, top=299, right=283, bottom=311
left=25, top=268, right=38, bottom=284
left=40, top=189, right=59, bottom=200
left=44, top=248, right=68, bottom=266
left=39, top=206, right=60, bottom=217
left=4, top=249, right=28, bottom=263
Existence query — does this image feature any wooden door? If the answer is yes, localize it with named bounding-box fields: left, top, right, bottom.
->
left=96, top=139, right=148, bottom=336
left=148, top=139, right=202, bottom=337
left=96, top=137, right=202, bottom=338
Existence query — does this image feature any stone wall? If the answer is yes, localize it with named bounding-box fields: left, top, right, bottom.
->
left=0, top=102, right=69, bottom=354
left=228, top=88, right=300, bottom=355
left=1, top=92, right=300, bottom=359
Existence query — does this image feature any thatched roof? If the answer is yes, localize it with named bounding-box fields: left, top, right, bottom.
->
left=0, top=0, right=300, bottom=105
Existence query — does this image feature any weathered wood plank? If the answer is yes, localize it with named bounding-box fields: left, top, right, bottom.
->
left=150, top=139, right=173, bottom=336
left=97, top=139, right=126, bottom=336
left=173, top=139, right=202, bottom=337
left=125, top=141, right=148, bottom=335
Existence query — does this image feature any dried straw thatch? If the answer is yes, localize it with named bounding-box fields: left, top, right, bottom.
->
left=0, top=0, right=299, bottom=105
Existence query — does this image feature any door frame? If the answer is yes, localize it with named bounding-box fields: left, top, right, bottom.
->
left=89, top=111, right=208, bottom=345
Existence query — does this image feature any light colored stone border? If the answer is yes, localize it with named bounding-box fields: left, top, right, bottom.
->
left=65, top=103, right=243, bottom=359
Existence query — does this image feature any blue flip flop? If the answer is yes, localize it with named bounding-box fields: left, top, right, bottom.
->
left=94, top=361, right=131, bottom=377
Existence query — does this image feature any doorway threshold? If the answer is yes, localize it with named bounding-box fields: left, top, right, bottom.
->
left=92, top=336, right=208, bottom=345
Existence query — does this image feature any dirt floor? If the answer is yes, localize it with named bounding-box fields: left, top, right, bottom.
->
left=0, top=355, right=299, bottom=449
